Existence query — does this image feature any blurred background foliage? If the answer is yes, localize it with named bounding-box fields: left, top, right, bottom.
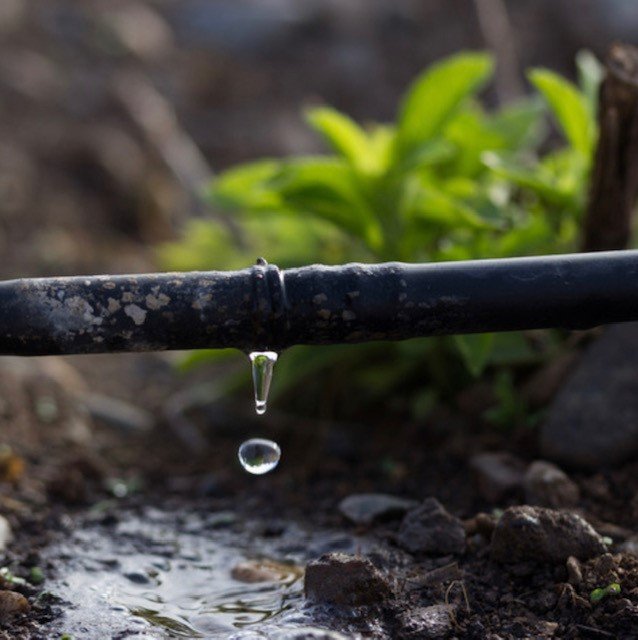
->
left=160, top=49, right=603, bottom=422
left=1, top=0, right=633, bottom=424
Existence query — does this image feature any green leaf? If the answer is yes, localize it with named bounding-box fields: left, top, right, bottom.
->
left=489, top=97, right=546, bottom=150
left=576, top=50, right=604, bottom=114
left=454, top=333, right=495, bottom=377
left=487, top=333, right=545, bottom=366
left=397, top=52, right=494, bottom=155
left=402, top=178, right=494, bottom=231
left=29, top=567, right=45, bottom=585
left=272, top=157, right=382, bottom=249
left=305, top=107, right=376, bottom=173
left=590, top=582, right=621, bottom=604
left=396, top=139, right=456, bottom=173
left=367, top=125, right=396, bottom=172
left=489, top=216, right=557, bottom=258
left=157, top=220, right=246, bottom=271
left=207, top=160, right=283, bottom=211
left=159, top=210, right=364, bottom=272
left=177, top=348, right=241, bottom=373
left=443, top=105, right=507, bottom=176
left=481, top=152, right=575, bottom=206
left=528, top=68, right=595, bottom=157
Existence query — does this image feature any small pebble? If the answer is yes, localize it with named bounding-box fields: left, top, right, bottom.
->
left=124, top=571, right=150, bottom=585
left=304, top=553, right=392, bottom=606
left=469, top=452, right=525, bottom=502
left=397, top=604, right=455, bottom=640
left=397, top=498, right=466, bottom=555
left=523, top=460, right=580, bottom=509
left=338, top=493, right=418, bottom=526
left=0, top=516, right=12, bottom=551
left=491, top=506, right=606, bottom=564
left=566, top=556, right=583, bottom=585
left=0, top=590, right=29, bottom=619
left=463, top=512, right=496, bottom=539
left=618, top=534, right=638, bottom=556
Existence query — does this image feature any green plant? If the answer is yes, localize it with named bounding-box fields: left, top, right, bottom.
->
left=0, top=566, right=26, bottom=586
left=160, top=51, right=602, bottom=420
left=590, top=582, right=621, bottom=603
left=29, top=566, right=45, bottom=585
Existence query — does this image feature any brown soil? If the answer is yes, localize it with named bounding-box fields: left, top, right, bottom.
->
left=0, top=351, right=637, bottom=638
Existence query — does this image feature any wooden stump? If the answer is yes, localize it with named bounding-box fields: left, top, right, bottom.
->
left=583, top=44, right=638, bottom=252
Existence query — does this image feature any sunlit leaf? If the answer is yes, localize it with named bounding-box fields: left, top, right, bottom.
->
left=489, top=97, right=546, bottom=150
left=576, top=50, right=604, bottom=116
left=528, top=68, right=595, bottom=157
left=306, top=107, right=378, bottom=174
left=272, top=157, right=383, bottom=250
left=397, top=52, right=494, bottom=155
left=402, top=177, right=494, bottom=230
left=481, top=151, right=575, bottom=206
left=207, top=160, right=283, bottom=211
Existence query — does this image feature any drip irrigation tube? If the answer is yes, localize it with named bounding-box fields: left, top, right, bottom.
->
left=2, top=250, right=638, bottom=356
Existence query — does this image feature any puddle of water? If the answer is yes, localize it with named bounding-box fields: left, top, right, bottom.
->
left=43, top=508, right=368, bottom=639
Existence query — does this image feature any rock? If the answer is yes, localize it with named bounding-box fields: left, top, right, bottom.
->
left=0, top=516, right=12, bottom=551
left=397, top=498, right=466, bottom=555
left=463, top=512, right=497, bottom=539
left=541, top=323, right=638, bottom=468
left=124, top=571, right=150, bottom=585
left=618, top=534, right=638, bottom=556
left=0, top=590, right=29, bottom=619
left=338, top=493, right=418, bottom=526
left=491, top=506, right=607, bottom=564
left=523, top=461, right=580, bottom=508
left=566, top=556, right=583, bottom=585
left=469, top=452, right=525, bottom=502
left=304, top=553, right=392, bottom=606
left=397, top=604, right=454, bottom=640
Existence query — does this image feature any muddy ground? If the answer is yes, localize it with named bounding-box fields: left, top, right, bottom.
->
left=2, top=347, right=638, bottom=639
left=2, top=2, right=638, bottom=639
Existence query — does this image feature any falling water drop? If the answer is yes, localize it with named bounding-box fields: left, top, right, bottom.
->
left=249, top=351, right=278, bottom=416
left=238, top=438, right=281, bottom=474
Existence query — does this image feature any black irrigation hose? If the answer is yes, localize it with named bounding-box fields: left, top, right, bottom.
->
left=2, top=250, right=638, bottom=356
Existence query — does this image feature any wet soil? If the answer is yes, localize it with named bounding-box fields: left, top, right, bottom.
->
left=0, top=350, right=638, bottom=639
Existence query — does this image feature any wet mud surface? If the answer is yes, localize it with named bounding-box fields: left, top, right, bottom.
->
left=42, top=507, right=346, bottom=638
